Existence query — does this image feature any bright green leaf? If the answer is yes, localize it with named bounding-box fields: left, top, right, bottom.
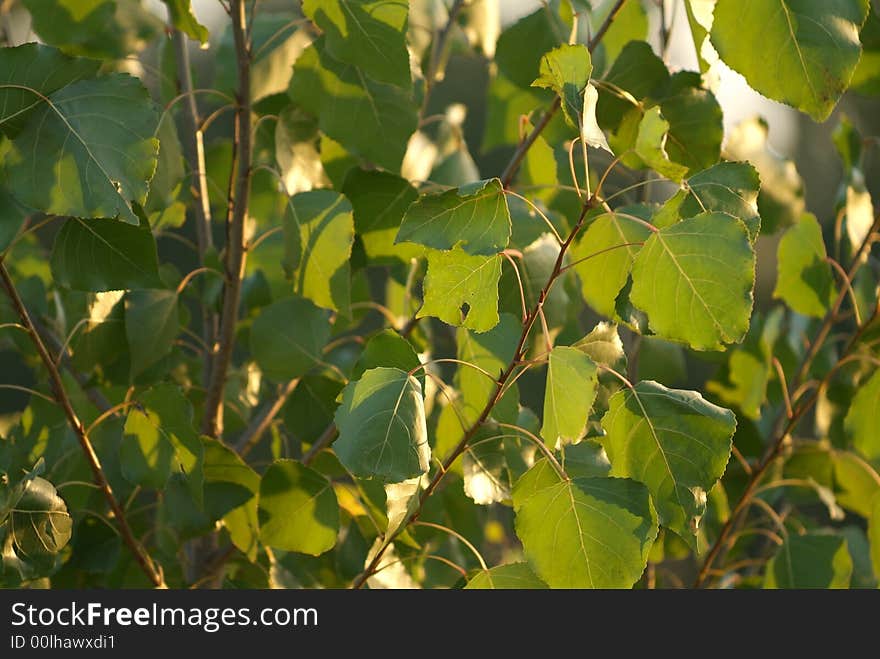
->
left=396, top=178, right=511, bottom=256
left=465, top=562, right=548, bottom=589
left=333, top=367, right=430, bottom=483
left=635, top=107, right=689, bottom=182
left=601, top=380, right=736, bottom=544
left=258, top=459, right=339, bottom=555
left=870, top=492, right=880, bottom=578
left=302, top=0, right=410, bottom=88
left=162, top=0, right=209, bottom=44
left=711, top=0, right=870, bottom=121
left=631, top=212, right=755, bottom=351
left=541, top=346, right=598, bottom=447
left=532, top=44, right=592, bottom=128
left=202, top=438, right=260, bottom=559
left=419, top=248, right=501, bottom=332
left=774, top=213, right=836, bottom=318
left=513, top=460, right=658, bottom=588
left=845, top=370, right=880, bottom=460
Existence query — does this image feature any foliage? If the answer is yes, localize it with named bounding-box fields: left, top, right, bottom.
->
left=0, top=0, right=879, bottom=590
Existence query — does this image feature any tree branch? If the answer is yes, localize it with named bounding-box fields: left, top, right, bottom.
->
left=694, top=213, right=880, bottom=588
left=499, top=0, right=629, bottom=188
left=0, top=263, right=164, bottom=588
left=201, top=0, right=252, bottom=438
left=235, top=378, right=299, bottom=457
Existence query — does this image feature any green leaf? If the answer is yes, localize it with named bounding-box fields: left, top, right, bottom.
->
left=121, top=384, right=203, bottom=495
left=146, top=112, right=185, bottom=213
left=161, top=0, right=208, bottom=44
left=725, top=117, right=804, bottom=234
left=711, top=0, right=870, bottom=121
left=50, top=217, right=163, bottom=292
left=22, top=0, right=162, bottom=59
left=419, top=248, right=501, bottom=332
left=601, top=380, right=736, bottom=544
left=512, top=460, right=657, bottom=588
left=3, top=74, right=160, bottom=223
left=774, top=213, right=836, bottom=318
left=765, top=533, right=853, bottom=588
left=465, top=562, right=548, bottom=589
left=591, top=0, right=649, bottom=73
left=846, top=370, right=880, bottom=460
left=302, top=0, right=410, bottom=88
left=275, top=106, right=328, bottom=195
left=333, top=367, right=430, bottom=483
left=630, top=212, right=755, bottom=351
left=202, top=438, right=260, bottom=560
left=563, top=440, right=612, bottom=480
left=581, top=83, right=612, bottom=153
left=258, top=459, right=339, bottom=555
left=833, top=451, right=880, bottom=517
left=495, top=4, right=571, bottom=89
left=483, top=72, right=545, bottom=150
left=124, top=289, right=179, bottom=380
left=283, top=190, right=354, bottom=313
left=3, top=475, right=72, bottom=576
left=0, top=185, right=28, bottom=253
left=250, top=295, right=332, bottom=381
left=635, top=107, right=689, bottom=182
left=0, top=44, right=100, bottom=137
left=541, top=347, right=598, bottom=448
left=665, top=161, right=762, bottom=241
left=342, top=169, right=420, bottom=264
left=462, top=421, right=529, bottom=505
left=289, top=39, right=417, bottom=171
left=396, top=179, right=511, bottom=256
left=573, top=210, right=652, bottom=318
left=532, top=44, right=591, bottom=128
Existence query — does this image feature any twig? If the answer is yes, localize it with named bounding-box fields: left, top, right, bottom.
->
left=0, top=263, right=164, bottom=588
left=236, top=378, right=300, bottom=457
left=201, top=0, right=252, bottom=438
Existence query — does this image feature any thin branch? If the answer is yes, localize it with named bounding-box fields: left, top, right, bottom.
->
left=0, top=263, right=164, bottom=587
left=236, top=378, right=300, bottom=457
left=201, top=0, right=253, bottom=439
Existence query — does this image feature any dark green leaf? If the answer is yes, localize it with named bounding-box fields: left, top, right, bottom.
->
left=250, top=295, right=332, bottom=381
left=124, top=289, right=179, bottom=380
left=765, top=533, right=853, bottom=588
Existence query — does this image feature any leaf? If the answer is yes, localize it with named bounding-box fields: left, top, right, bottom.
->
left=0, top=44, right=100, bottom=137
left=591, top=0, right=649, bottom=73
left=0, top=185, right=28, bottom=253
left=725, top=117, right=804, bottom=234
left=161, top=0, right=209, bottom=44
left=419, top=248, right=501, bottom=332
left=541, top=347, right=598, bottom=448
left=4, top=475, right=72, bottom=574
left=512, top=460, right=658, bottom=588
left=342, top=168, right=420, bottom=264
left=630, top=212, right=755, bottom=351
left=658, top=76, right=723, bottom=175
left=250, top=295, right=332, bottom=381
left=563, top=440, right=612, bottom=480
left=665, top=161, right=762, bottom=241
left=275, top=106, right=328, bottom=195
left=202, top=438, right=260, bottom=560
left=352, top=330, right=421, bottom=385
left=3, top=74, right=160, bottom=223
left=258, top=460, right=339, bottom=555
left=146, top=112, right=185, bottom=213
left=483, top=72, right=545, bottom=150
left=124, top=289, right=179, bottom=380
left=302, top=0, right=410, bottom=88
left=774, top=213, right=836, bottom=318
left=601, top=380, right=736, bottom=544
left=845, top=370, right=880, bottom=460
left=764, top=533, right=853, bottom=588
left=333, top=367, right=430, bottom=483
left=462, top=422, right=529, bottom=505
left=573, top=210, right=652, bottom=318
left=532, top=44, right=591, bottom=128
left=711, top=0, right=870, bottom=121
left=465, top=562, right=548, bottom=589
left=283, top=190, right=354, bottom=313
left=582, top=83, right=611, bottom=153
left=120, top=384, right=203, bottom=496
left=22, top=0, right=162, bottom=59
left=50, top=217, right=163, bottom=292
left=495, top=4, right=571, bottom=89
left=396, top=178, right=511, bottom=256
left=833, top=451, right=880, bottom=518
left=635, top=107, right=689, bottom=182
left=289, top=39, right=417, bottom=171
